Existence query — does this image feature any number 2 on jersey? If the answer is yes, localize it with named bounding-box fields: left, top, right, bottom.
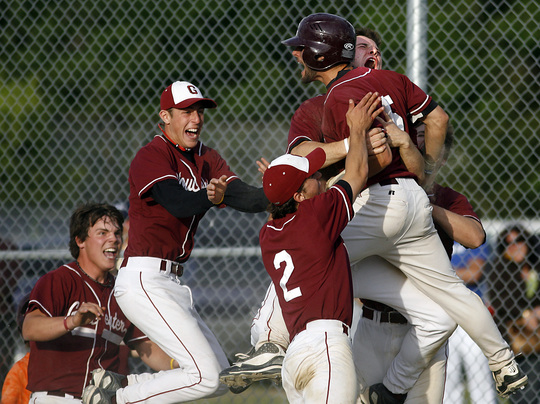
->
left=274, top=250, right=302, bottom=302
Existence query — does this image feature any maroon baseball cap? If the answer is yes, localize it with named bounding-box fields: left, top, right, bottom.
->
left=160, top=81, right=217, bottom=110
left=263, top=148, right=326, bottom=205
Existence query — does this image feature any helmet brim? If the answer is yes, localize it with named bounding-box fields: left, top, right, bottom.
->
left=281, top=36, right=305, bottom=47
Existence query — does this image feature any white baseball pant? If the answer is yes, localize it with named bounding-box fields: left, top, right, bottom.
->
left=114, top=257, right=229, bottom=404
left=344, top=178, right=513, bottom=376
left=282, top=320, right=357, bottom=404
left=354, top=306, right=447, bottom=403
left=443, top=326, right=497, bottom=404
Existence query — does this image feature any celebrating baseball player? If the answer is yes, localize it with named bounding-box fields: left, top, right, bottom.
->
left=259, top=92, right=382, bottom=403
left=83, top=81, right=268, bottom=404
left=23, top=203, right=171, bottom=403
left=220, top=27, right=455, bottom=403
left=285, top=12, right=527, bottom=400
left=221, top=15, right=528, bottom=403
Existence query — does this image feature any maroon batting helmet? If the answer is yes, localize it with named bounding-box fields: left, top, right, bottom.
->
left=282, top=13, right=355, bottom=71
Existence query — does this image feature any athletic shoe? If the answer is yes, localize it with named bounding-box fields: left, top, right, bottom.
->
left=82, top=385, right=116, bottom=404
left=368, top=383, right=407, bottom=404
left=492, top=358, right=528, bottom=397
left=219, top=342, right=284, bottom=390
left=90, top=368, right=126, bottom=391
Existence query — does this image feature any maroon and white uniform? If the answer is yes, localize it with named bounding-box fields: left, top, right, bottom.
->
left=27, top=262, right=145, bottom=400
left=321, top=66, right=513, bottom=394
left=260, top=182, right=357, bottom=403
left=126, top=135, right=237, bottom=262
left=114, top=134, right=266, bottom=403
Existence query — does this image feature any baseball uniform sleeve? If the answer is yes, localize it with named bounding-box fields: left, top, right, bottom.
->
left=27, top=268, right=72, bottom=317
left=287, top=95, right=325, bottom=153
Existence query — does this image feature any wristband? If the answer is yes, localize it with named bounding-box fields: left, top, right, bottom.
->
left=170, top=358, right=175, bottom=369
left=63, top=315, right=71, bottom=332
left=214, top=194, right=225, bottom=205
left=344, top=138, right=349, bottom=153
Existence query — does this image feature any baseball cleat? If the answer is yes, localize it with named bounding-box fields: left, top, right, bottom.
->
left=368, top=383, right=406, bottom=404
left=219, top=342, right=284, bottom=389
left=82, top=385, right=116, bottom=404
left=90, top=368, right=126, bottom=391
left=492, top=358, right=528, bottom=397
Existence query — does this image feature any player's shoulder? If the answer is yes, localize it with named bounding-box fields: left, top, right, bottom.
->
left=32, top=262, right=81, bottom=292
left=296, top=94, right=325, bottom=111
left=41, top=262, right=82, bottom=281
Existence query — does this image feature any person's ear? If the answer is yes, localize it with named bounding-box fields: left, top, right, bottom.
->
left=159, top=110, right=171, bottom=125
left=293, top=192, right=305, bottom=203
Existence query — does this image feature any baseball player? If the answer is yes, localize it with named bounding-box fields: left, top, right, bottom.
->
left=260, top=92, right=382, bottom=403
left=283, top=12, right=527, bottom=400
left=354, top=124, right=495, bottom=404
left=219, top=27, right=456, bottom=403
left=23, top=203, right=171, bottom=403
left=85, top=81, right=268, bottom=404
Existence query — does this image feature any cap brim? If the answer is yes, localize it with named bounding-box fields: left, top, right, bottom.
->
left=305, top=147, right=326, bottom=177
left=171, top=98, right=217, bottom=109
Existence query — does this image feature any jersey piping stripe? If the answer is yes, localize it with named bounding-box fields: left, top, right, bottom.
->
left=266, top=215, right=296, bottom=231
left=138, top=174, right=178, bottom=197
left=286, top=135, right=313, bottom=153
left=409, top=94, right=431, bottom=116
left=330, top=185, right=353, bottom=221
left=323, top=69, right=372, bottom=107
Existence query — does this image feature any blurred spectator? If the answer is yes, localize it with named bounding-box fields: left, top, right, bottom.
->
left=0, top=293, right=31, bottom=404
left=487, top=224, right=540, bottom=403
left=444, top=242, right=496, bottom=403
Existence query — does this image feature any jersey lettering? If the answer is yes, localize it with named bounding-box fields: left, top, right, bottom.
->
left=105, top=312, right=128, bottom=334
left=177, top=174, right=208, bottom=192
left=274, top=250, right=302, bottom=302
left=381, top=95, right=405, bottom=130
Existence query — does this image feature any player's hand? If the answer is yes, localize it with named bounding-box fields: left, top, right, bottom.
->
left=71, top=302, right=105, bottom=327
left=256, top=158, right=270, bottom=176
left=207, top=175, right=228, bottom=205
left=375, top=110, right=410, bottom=149
left=346, top=92, right=384, bottom=139
left=366, top=127, right=387, bottom=155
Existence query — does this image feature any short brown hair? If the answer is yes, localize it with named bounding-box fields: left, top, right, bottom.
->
left=355, top=27, right=382, bottom=48
left=69, top=203, right=124, bottom=259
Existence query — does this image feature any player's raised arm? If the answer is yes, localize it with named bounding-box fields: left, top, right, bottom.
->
left=342, top=92, right=383, bottom=198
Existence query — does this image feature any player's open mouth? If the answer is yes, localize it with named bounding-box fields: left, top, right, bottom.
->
left=104, top=248, right=117, bottom=259
left=365, top=58, right=377, bottom=69
left=186, top=129, right=198, bottom=138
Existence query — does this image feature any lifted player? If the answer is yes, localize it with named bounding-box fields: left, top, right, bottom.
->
left=286, top=12, right=527, bottom=400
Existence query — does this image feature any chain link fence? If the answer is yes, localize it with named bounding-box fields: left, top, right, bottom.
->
left=1, top=0, right=538, bottom=402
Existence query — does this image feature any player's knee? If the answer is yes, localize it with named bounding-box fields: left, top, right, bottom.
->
left=198, top=368, right=225, bottom=397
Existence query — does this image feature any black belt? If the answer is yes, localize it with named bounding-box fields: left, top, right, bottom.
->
left=378, top=178, right=399, bottom=186
left=362, top=306, right=408, bottom=324
left=121, top=257, right=183, bottom=277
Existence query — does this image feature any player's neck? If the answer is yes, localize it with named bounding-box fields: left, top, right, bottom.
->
left=76, top=260, right=112, bottom=286
left=320, top=64, right=350, bottom=86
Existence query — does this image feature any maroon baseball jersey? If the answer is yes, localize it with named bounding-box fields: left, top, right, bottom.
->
left=126, top=136, right=237, bottom=262
left=431, top=183, right=482, bottom=259
left=322, top=67, right=436, bottom=187
left=26, top=262, right=146, bottom=397
left=259, top=183, right=354, bottom=341
left=287, top=94, right=325, bottom=151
